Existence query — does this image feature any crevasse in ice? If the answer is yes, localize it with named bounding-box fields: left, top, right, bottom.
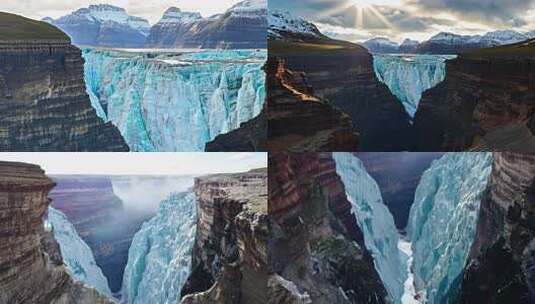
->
left=121, top=191, right=197, bottom=304
left=373, top=54, right=455, bottom=118
left=407, top=153, right=492, bottom=303
left=47, top=207, right=112, bottom=297
left=333, top=153, right=406, bottom=303
left=83, top=48, right=266, bottom=151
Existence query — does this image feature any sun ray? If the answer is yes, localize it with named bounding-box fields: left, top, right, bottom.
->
left=368, top=5, right=394, bottom=29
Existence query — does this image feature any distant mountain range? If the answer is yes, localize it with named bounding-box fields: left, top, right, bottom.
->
left=363, top=30, right=535, bottom=54
left=43, top=0, right=267, bottom=49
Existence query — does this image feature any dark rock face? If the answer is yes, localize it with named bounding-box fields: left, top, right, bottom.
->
left=268, top=152, right=388, bottom=303
left=356, top=152, right=444, bottom=229
left=181, top=168, right=268, bottom=304
left=459, top=153, right=535, bottom=303
left=0, top=40, right=129, bottom=151
left=146, top=1, right=267, bottom=49
left=0, top=161, right=112, bottom=304
left=266, top=57, right=359, bottom=151
left=268, top=36, right=412, bottom=151
left=413, top=48, right=535, bottom=151
left=49, top=176, right=150, bottom=293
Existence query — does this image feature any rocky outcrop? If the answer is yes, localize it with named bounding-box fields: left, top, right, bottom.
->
left=268, top=35, right=412, bottom=151
left=49, top=175, right=143, bottom=293
left=413, top=40, right=535, bottom=151
left=0, top=16, right=129, bottom=151
left=0, top=161, right=112, bottom=304
left=458, top=153, right=535, bottom=303
left=268, top=152, right=388, bottom=303
left=181, top=168, right=268, bottom=303
left=146, top=0, right=267, bottom=49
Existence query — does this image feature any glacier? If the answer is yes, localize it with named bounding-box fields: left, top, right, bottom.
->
left=333, top=153, right=406, bottom=303
left=83, top=48, right=266, bottom=151
left=46, top=207, right=112, bottom=297
left=373, top=54, right=456, bottom=118
left=407, top=153, right=493, bottom=303
left=121, top=191, right=197, bottom=304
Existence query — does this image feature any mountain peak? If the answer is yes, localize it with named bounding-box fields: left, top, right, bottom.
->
left=158, top=7, right=202, bottom=24
left=268, top=10, right=323, bottom=39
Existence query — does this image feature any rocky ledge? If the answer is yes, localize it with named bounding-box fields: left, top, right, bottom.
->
left=181, top=168, right=268, bottom=303
left=458, top=153, right=535, bottom=303
left=268, top=152, right=388, bottom=303
left=0, top=13, right=129, bottom=151
left=414, top=40, right=535, bottom=151
left=0, top=161, right=112, bottom=304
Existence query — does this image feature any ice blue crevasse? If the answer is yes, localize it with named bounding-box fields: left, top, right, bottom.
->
left=333, top=153, right=406, bottom=304
left=373, top=54, right=456, bottom=118
left=407, top=153, right=493, bottom=303
left=83, top=48, right=266, bottom=151
left=46, top=207, right=112, bottom=297
left=121, top=191, right=197, bottom=304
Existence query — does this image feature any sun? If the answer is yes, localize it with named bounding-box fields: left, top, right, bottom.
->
left=351, top=0, right=396, bottom=28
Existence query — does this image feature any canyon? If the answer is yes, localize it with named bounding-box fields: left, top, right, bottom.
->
left=0, top=13, right=129, bottom=152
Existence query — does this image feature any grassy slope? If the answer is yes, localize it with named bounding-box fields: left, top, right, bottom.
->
left=0, top=12, right=69, bottom=41
left=462, top=39, right=535, bottom=58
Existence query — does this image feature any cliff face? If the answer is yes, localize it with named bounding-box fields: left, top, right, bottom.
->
left=0, top=40, right=129, bottom=151
left=414, top=43, right=535, bottom=151
left=0, top=161, right=112, bottom=304
left=459, top=153, right=535, bottom=303
left=268, top=152, right=388, bottom=303
left=181, top=168, right=268, bottom=304
left=268, top=39, right=412, bottom=151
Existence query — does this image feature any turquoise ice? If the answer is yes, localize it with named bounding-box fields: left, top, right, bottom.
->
left=121, top=191, right=197, bottom=304
left=373, top=54, right=455, bottom=118
left=407, top=153, right=492, bottom=303
left=83, top=49, right=266, bottom=151
left=46, top=207, right=112, bottom=297
left=333, top=153, right=406, bottom=304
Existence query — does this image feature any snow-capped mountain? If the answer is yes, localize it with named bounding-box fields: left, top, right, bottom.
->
left=146, top=0, right=267, bottom=49
left=268, top=10, right=325, bottom=40
left=399, top=38, right=419, bottom=53
left=363, top=37, right=400, bottom=53
left=46, top=4, right=150, bottom=47
left=46, top=207, right=112, bottom=297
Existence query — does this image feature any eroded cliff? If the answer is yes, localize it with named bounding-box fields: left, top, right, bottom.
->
left=268, top=152, right=388, bottom=303
left=181, top=168, right=268, bottom=303
left=414, top=40, right=535, bottom=151
left=458, top=153, right=535, bottom=303
left=0, top=161, right=112, bottom=304
left=0, top=14, right=128, bottom=151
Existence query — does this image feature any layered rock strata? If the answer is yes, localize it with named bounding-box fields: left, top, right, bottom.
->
left=458, top=153, right=535, bottom=303
left=268, top=152, right=388, bottom=303
left=0, top=36, right=128, bottom=151
left=181, top=168, right=268, bottom=303
left=413, top=40, right=535, bottom=151
left=268, top=36, right=412, bottom=151
left=0, top=161, right=112, bottom=304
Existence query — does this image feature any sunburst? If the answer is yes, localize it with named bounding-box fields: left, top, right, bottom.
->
left=314, top=0, right=398, bottom=29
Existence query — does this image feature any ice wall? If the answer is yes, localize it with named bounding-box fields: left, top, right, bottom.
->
left=121, top=191, right=197, bottom=304
left=407, top=153, right=492, bottom=303
left=373, top=54, right=455, bottom=118
left=47, top=207, right=112, bottom=297
left=333, top=153, right=406, bottom=303
left=83, top=49, right=266, bottom=151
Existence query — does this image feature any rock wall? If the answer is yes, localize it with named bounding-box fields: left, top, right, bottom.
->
left=268, top=152, right=388, bottom=303
left=269, top=39, right=412, bottom=151
left=414, top=54, right=535, bottom=151
left=0, top=161, right=112, bottom=304
left=181, top=168, right=268, bottom=304
left=459, top=153, right=535, bottom=303
left=0, top=40, right=128, bottom=151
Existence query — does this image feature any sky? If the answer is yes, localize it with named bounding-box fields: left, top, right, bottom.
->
left=270, top=0, right=535, bottom=42
left=0, top=0, right=242, bottom=24
left=0, top=153, right=267, bottom=175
